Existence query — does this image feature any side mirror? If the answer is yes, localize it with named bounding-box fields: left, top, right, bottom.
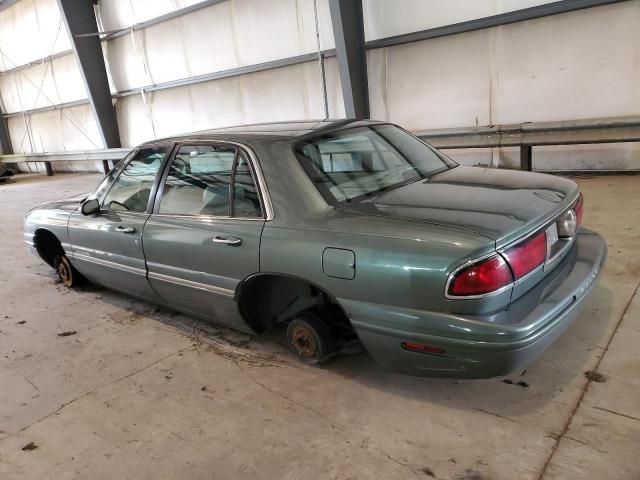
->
left=81, top=198, right=100, bottom=216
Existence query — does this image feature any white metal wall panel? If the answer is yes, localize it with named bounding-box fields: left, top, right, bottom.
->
left=0, top=54, right=85, bottom=113
left=7, top=104, right=101, bottom=154
left=144, top=86, right=198, bottom=140
left=323, top=56, right=345, bottom=119
left=296, top=0, right=335, bottom=51
left=114, top=94, right=156, bottom=148
left=115, top=58, right=343, bottom=147
left=173, top=1, right=241, bottom=78
left=32, top=110, right=69, bottom=152
left=362, top=0, right=559, bottom=41
left=7, top=114, right=31, bottom=153
left=368, top=30, right=493, bottom=130
left=104, top=0, right=334, bottom=92
left=49, top=54, right=87, bottom=103
left=59, top=105, right=103, bottom=151
left=369, top=1, right=640, bottom=130
left=1, top=64, right=50, bottom=113
left=99, top=0, right=208, bottom=31
left=187, top=76, right=245, bottom=132
left=491, top=3, right=640, bottom=124
left=230, top=0, right=332, bottom=65
left=96, top=0, right=130, bottom=32
left=98, top=0, right=174, bottom=31
left=103, top=34, right=150, bottom=93
left=142, top=22, right=193, bottom=85
left=0, top=0, right=72, bottom=71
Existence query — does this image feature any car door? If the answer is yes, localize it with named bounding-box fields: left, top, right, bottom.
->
left=67, top=146, right=170, bottom=300
left=142, top=143, right=266, bottom=331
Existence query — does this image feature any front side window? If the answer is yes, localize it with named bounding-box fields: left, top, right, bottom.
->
left=294, top=124, right=457, bottom=204
left=158, top=145, right=262, bottom=218
left=86, top=149, right=136, bottom=204
left=102, top=147, right=166, bottom=212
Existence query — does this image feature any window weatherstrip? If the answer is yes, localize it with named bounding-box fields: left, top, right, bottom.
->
left=230, top=149, right=239, bottom=217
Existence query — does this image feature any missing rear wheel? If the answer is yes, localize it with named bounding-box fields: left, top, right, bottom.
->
left=286, top=313, right=334, bottom=365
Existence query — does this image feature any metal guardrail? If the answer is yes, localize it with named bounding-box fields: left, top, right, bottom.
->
left=417, top=116, right=640, bottom=170
left=1, top=116, right=639, bottom=175
left=0, top=148, right=130, bottom=176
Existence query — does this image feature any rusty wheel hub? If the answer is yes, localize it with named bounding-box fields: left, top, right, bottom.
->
left=290, top=325, right=318, bottom=358
left=57, top=257, right=72, bottom=287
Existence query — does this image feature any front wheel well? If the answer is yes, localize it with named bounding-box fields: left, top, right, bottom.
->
left=33, top=229, right=64, bottom=267
left=236, top=274, right=355, bottom=340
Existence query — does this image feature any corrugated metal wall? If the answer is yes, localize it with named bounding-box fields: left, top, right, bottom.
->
left=0, top=0, right=639, bottom=171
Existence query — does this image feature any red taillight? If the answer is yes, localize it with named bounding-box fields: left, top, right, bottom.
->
left=502, top=231, right=547, bottom=279
left=401, top=342, right=445, bottom=355
left=574, top=193, right=584, bottom=228
left=448, top=255, right=513, bottom=296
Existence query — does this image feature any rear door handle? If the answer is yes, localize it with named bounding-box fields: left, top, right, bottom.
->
left=212, top=236, right=242, bottom=246
left=115, top=225, right=135, bottom=233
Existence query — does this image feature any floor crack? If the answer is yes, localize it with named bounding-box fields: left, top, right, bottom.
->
left=19, top=373, right=40, bottom=393
left=592, top=406, right=640, bottom=423
left=536, top=280, right=640, bottom=479
left=472, top=407, right=517, bottom=423
left=368, top=446, right=422, bottom=479
left=4, top=346, right=193, bottom=439
left=234, top=360, right=422, bottom=479
left=234, top=360, right=333, bottom=425
left=563, top=435, right=608, bottom=454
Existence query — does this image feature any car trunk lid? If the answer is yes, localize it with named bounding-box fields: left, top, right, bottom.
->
left=337, top=166, right=579, bottom=248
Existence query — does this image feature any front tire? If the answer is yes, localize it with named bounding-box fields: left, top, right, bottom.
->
left=53, top=254, right=82, bottom=288
left=286, top=313, right=334, bottom=365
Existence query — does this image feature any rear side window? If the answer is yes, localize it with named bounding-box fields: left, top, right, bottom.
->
left=158, top=145, right=262, bottom=218
left=294, top=124, right=456, bottom=204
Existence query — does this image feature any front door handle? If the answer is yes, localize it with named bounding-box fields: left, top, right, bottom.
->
left=115, top=225, right=135, bottom=234
left=212, top=236, right=242, bottom=246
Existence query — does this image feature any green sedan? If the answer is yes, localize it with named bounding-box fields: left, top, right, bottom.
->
left=23, top=120, right=607, bottom=378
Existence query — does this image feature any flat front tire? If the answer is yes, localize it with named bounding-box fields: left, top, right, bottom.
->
left=286, top=313, right=334, bottom=365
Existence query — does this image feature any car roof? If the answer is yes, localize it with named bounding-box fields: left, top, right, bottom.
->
left=138, top=119, right=386, bottom=147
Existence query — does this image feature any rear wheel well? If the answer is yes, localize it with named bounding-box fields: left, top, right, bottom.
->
left=33, top=229, right=64, bottom=267
left=237, top=274, right=355, bottom=340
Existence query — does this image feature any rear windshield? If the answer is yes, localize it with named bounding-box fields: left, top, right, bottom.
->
left=293, top=124, right=456, bottom=204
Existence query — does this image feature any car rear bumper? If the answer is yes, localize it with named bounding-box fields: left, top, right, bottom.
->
left=342, top=229, right=607, bottom=378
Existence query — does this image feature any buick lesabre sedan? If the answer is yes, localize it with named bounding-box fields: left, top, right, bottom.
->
left=24, top=120, right=606, bottom=378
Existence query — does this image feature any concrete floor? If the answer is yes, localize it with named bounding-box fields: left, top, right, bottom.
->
left=0, top=173, right=638, bottom=480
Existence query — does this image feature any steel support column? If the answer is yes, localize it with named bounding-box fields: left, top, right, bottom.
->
left=0, top=82, right=11, bottom=154
left=329, top=0, right=369, bottom=119
left=56, top=0, right=120, bottom=174
left=0, top=114, right=12, bottom=155
left=520, top=145, right=533, bottom=171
